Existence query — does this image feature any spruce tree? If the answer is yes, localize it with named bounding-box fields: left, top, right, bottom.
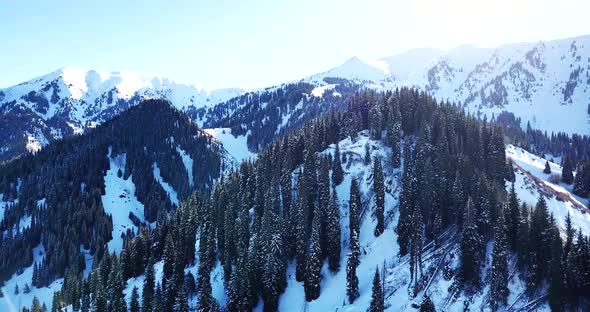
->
left=142, top=260, right=155, bottom=312
left=369, top=268, right=384, bottom=312
left=174, top=287, right=189, bottom=312
left=373, top=157, right=385, bottom=236
left=543, top=160, right=551, bottom=174
left=326, top=187, right=342, bottom=272
left=349, top=179, right=361, bottom=243
left=332, top=143, right=344, bottom=186
left=517, top=204, right=530, bottom=270
left=573, top=160, right=590, bottom=197
left=460, top=198, right=483, bottom=288
left=548, top=223, right=565, bottom=311
left=420, top=295, right=436, bottom=312
left=31, top=297, right=42, bottom=312
left=304, top=216, right=322, bottom=301
left=507, top=183, right=520, bottom=251
left=129, top=286, right=140, bottom=312
left=489, top=211, right=509, bottom=311
left=152, top=284, right=164, bottom=312
left=562, top=155, right=574, bottom=184
left=387, top=99, right=402, bottom=168
left=346, top=230, right=360, bottom=304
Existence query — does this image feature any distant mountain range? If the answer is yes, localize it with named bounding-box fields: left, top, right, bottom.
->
left=2, top=34, right=590, bottom=160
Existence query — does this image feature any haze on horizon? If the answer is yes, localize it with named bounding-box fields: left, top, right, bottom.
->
left=2, top=0, right=590, bottom=90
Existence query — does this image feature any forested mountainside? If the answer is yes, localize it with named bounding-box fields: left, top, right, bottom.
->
left=0, top=100, right=232, bottom=308
left=201, top=80, right=360, bottom=151
left=8, top=87, right=590, bottom=311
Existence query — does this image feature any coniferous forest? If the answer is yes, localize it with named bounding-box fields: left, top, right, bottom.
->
left=3, top=89, right=590, bottom=311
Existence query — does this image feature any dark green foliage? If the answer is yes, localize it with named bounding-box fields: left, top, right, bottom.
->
left=369, top=268, right=384, bottom=312
left=129, top=286, right=140, bottom=312
left=489, top=211, right=509, bottom=311
left=573, top=160, right=590, bottom=197
left=346, top=230, right=360, bottom=304
left=420, top=295, right=436, bottom=312
left=562, top=155, right=574, bottom=184
left=142, top=260, right=155, bottom=312
left=373, top=157, right=385, bottom=236
left=332, top=144, right=344, bottom=186
left=543, top=160, right=551, bottom=174
left=460, top=199, right=483, bottom=289
left=506, top=183, right=520, bottom=251
left=326, top=187, right=342, bottom=272
left=304, top=216, right=322, bottom=301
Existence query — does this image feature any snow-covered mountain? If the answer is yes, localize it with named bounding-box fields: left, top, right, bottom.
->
left=306, top=35, right=590, bottom=135
left=0, top=67, right=243, bottom=160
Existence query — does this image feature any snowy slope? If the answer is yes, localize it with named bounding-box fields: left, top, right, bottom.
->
left=204, top=128, right=257, bottom=162
left=102, top=148, right=148, bottom=253
left=507, top=144, right=590, bottom=235
left=0, top=244, right=65, bottom=312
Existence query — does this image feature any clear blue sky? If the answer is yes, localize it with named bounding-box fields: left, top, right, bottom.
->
left=2, top=0, right=590, bottom=89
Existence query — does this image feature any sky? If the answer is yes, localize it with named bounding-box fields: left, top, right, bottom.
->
left=1, top=0, right=590, bottom=90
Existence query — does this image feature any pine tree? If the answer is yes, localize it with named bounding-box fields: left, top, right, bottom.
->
left=420, top=295, right=436, bottom=312
left=517, top=204, right=530, bottom=270
left=460, top=198, right=483, bottom=288
left=92, top=272, right=107, bottom=312
left=543, top=160, right=551, bottom=174
left=573, top=160, right=590, bottom=197
left=261, top=182, right=287, bottom=312
left=143, top=260, right=155, bottom=312
left=562, top=155, right=574, bottom=184
left=152, top=284, right=164, bottom=312
left=506, top=183, right=520, bottom=251
left=31, top=297, right=42, bottom=312
left=387, top=99, right=402, bottom=168
left=346, top=230, right=360, bottom=304
left=489, top=211, right=509, bottom=311
left=527, top=195, right=551, bottom=290
left=332, top=143, right=344, bottom=186
left=548, top=223, right=565, bottom=311
left=14, top=284, right=19, bottom=295
left=304, top=216, right=322, bottom=301
left=349, top=179, right=361, bottom=243
left=174, top=287, right=189, bottom=312
left=106, top=257, right=126, bottom=312
left=564, top=213, right=575, bottom=260
left=369, top=268, right=384, bottom=312
left=326, top=187, right=341, bottom=272
left=397, top=141, right=416, bottom=256
left=373, top=157, right=385, bottom=236
left=129, top=286, right=140, bottom=312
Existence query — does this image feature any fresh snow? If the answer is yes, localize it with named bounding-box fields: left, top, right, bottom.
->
left=102, top=147, right=146, bottom=253
left=0, top=244, right=64, bottom=312
left=507, top=144, right=590, bottom=235
left=204, top=128, right=256, bottom=162
left=152, top=162, right=179, bottom=206
left=175, top=145, right=194, bottom=187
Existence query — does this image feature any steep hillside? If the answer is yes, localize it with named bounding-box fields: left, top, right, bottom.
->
left=0, top=100, right=233, bottom=311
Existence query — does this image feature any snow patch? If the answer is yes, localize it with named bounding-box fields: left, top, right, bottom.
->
left=102, top=147, right=146, bottom=253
